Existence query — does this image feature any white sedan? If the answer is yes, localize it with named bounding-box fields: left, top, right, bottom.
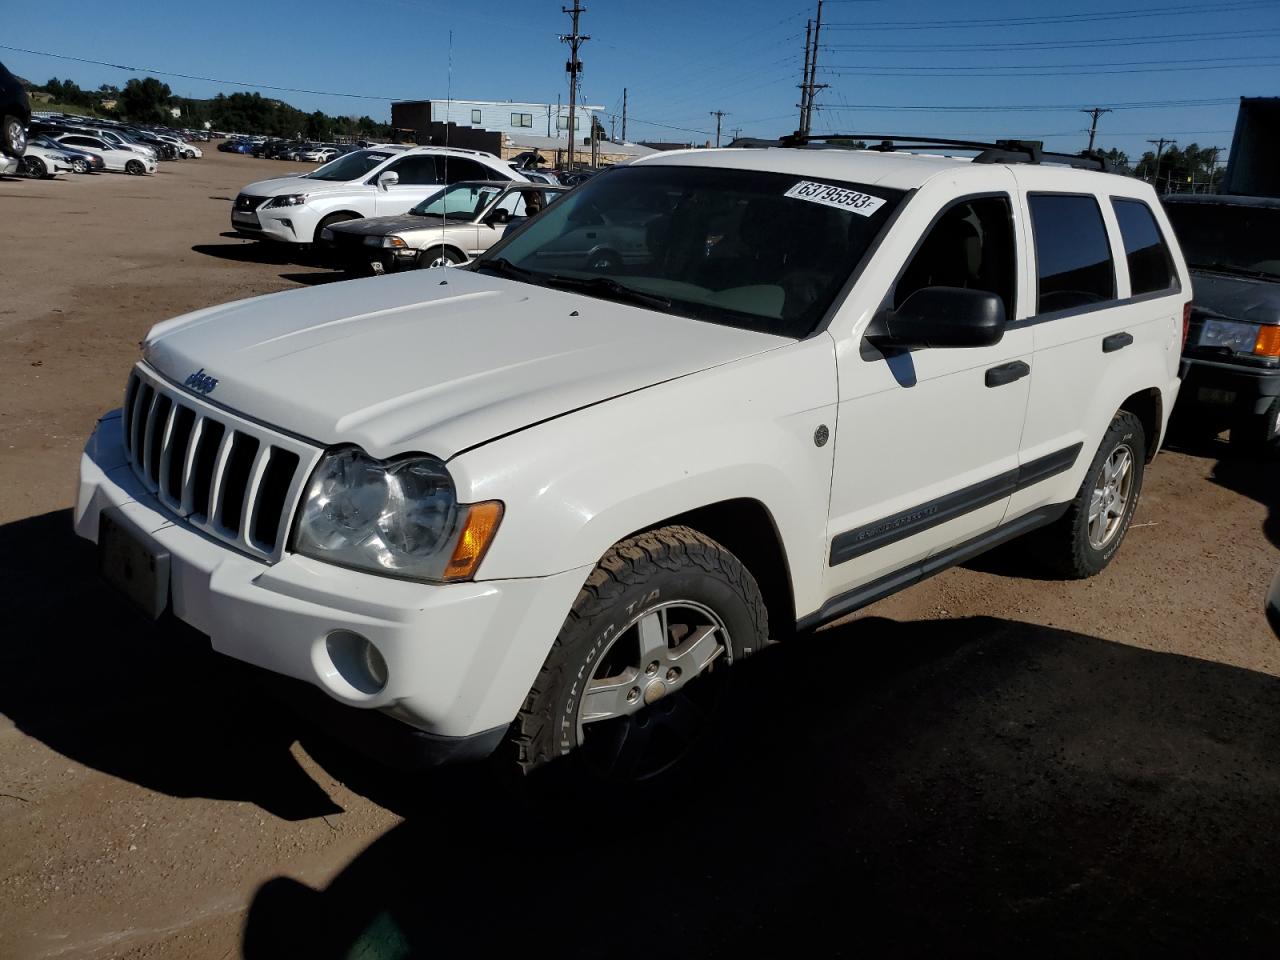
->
left=299, top=147, right=339, bottom=163
left=20, top=143, right=78, bottom=179
left=155, top=134, right=201, bottom=159
left=53, top=134, right=158, bottom=175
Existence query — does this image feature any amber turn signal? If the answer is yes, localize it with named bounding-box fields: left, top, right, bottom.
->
left=1254, top=325, right=1280, bottom=358
left=443, top=501, right=504, bottom=581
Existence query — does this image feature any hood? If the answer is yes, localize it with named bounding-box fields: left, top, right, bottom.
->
left=1190, top=270, right=1280, bottom=326
left=142, top=269, right=789, bottom=460
left=240, top=175, right=354, bottom=198
left=329, top=214, right=463, bottom=238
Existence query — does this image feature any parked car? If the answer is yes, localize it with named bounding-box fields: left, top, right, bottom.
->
left=52, top=133, right=157, bottom=175
left=1163, top=194, right=1280, bottom=457
left=300, top=147, right=339, bottom=163
left=231, top=146, right=526, bottom=245
left=1, top=60, right=31, bottom=177
left=19, top=141, right=77, bottom=178
left=323, top=181, right=567, bottom=272
left=77, top=138, right=1189, bottom=778
left=89, top=127, right=158, bottom=161
left=1268, top=569, right=1280, bottom=639
left=29, top=133, right=103, bottom=173
left=150, top=132, right=200, bottom=158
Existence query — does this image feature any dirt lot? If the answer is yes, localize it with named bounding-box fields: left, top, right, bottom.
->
left=1, top=149, right=1278, bottom=959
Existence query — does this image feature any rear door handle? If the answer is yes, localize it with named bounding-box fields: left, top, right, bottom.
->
left=1103, top=332, right=1134, bottom=353
left=985, top=360, right=1031, bottom=388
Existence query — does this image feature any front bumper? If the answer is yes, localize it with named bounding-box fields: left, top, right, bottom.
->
left=0, top=155, right=17, bottom=176
left=232, top=205, right=309, bottom=242
left=1179, top=354, right=1280, bottom=417
left=74, top=411, right=589, bottom=751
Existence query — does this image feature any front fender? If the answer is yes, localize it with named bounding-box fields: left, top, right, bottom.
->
left=449, top=334, right=839, bottom=621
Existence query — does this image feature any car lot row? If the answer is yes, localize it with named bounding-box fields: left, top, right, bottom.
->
left=9, top=113, right=204, bottom=178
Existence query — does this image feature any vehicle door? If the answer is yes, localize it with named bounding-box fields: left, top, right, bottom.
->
left=474, top=188, right=531, bottom=255
left=1004, top=179, right=1183, bottom=522
left=61, top=135, right=111, bottom=168
left=374, top=155, right=442, bottom=215
left=824, top=171, right=1035, bottom=603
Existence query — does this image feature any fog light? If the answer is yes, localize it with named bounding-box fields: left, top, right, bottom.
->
left=325, top=630, right=389, bottom=695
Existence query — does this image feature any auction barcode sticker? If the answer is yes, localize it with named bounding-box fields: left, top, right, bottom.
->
left=784, top=180, right=886, bottom=217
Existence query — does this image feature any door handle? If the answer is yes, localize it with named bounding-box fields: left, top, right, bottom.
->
left=1102, top=332, right=1134, bottom=353
left=985, top=360, right=1031, bottom=388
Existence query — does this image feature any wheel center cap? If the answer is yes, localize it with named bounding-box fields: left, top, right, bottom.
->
left=643, top=680, right=668, bottom=705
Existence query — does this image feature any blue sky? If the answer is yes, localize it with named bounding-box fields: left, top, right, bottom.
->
left=3, top=0, right=1277, bottom=160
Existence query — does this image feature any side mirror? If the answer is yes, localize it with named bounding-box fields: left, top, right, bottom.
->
left=869, top=286, right=1006, bottom=350
left=377, top=170, right=399, bottom=190
left=484, top=207, right=512, bottom=225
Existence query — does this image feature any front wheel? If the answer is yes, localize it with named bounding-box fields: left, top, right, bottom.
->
left=510, top=526, right=769, bottom=781
left=71, top=158, right=89, bottom=174
left=417, top=247, right=465, bottom=269
left=125, top=159, right=145, bottom=176
left=1039, top=410, right=1146, bottom=579
left=21, top=156, right=47, bottom=179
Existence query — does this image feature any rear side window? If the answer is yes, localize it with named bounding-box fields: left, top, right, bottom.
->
left=1029, top=194, right=1116, bottom=314
left=1112, top=198, right=1176, bottom=295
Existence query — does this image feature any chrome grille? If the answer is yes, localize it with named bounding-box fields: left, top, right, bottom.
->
left=234, top=193, right=267, bottom=211
left=120, top=365, right=321, bottom=562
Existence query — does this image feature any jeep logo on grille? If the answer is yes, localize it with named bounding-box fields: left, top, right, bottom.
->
left=184, top=368, right=219, bottom=395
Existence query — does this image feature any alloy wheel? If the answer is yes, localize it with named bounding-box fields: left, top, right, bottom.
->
left=1088, top=442, right=1135, bottom=549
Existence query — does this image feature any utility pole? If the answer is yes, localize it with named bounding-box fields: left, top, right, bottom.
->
left=1081, top=106, right=1112, bottom=153
left=711, top=110, right=728, bottom=148
left=798, top=1, right=827, bottom=136
left=798, top=18, right=813, bottom=134
left=1147, top=137, right=1175, bottom=188
left=560, top=2, right=589, bottom=170
left=621, top=87, right=627, bottom=142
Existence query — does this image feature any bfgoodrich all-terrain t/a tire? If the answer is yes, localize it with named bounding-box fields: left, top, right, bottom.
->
left=1040, top=410, right=1147, bottom=579
left=511, top=526, right=769, bottom=780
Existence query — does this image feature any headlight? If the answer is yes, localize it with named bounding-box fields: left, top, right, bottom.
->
left=365, top=235, right=407, bottom=248
left=1199, top=318, right=1258, bottom=354
left=293, top=448, right=503, bottom=582
left=265, top=193, right=309, bottom=208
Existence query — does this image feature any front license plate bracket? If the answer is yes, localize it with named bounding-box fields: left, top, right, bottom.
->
left=98, top=508, right=171, bottom=620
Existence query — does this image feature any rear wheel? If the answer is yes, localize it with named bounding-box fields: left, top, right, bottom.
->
left=71, top=158, right=89, bottom=174
left=1038, top=411, right=1146, bottom=579
left=1230, top=396, right=1280, bottom=461
left=1, top=115, right=25, bottom=158
left=510, top=526, right=769, bottom=781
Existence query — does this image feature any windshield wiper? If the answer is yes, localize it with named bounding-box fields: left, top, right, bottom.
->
left=542, top=274, right=673, bottom=310
left=1191, top=261, right=1275, bottom=280
left=472, top=257, right=543, bottom=283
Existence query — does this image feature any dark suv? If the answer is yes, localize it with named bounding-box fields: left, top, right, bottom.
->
left=1, top=61, right=31, bottom=175
left=1164, top=194, right=1280, bottom=457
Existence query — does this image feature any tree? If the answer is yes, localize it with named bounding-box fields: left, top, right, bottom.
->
left=1134, top=143, right=1223, bottom=193
left=305, top=111, right=332, bottom=141
left=119, top=77, right=173, bottom=123
left=1101, top=147, right=1130, bottom=174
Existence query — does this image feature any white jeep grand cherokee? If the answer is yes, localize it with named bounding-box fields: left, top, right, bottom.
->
left=231, top=145, right=526, bottom=246
left=77, top=138, right=1189, bottom=777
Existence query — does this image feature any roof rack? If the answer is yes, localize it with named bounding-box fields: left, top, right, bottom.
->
left=730, top=132, right=1111, bottom=172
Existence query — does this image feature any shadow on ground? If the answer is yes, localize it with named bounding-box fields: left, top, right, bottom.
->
left=1163, top=423, right=1280, bottom=550
left=191, top=234, right=314, bottom=267
left=244, top=613, right=1280, bottom=958
left=0, top=511, right=341, bottom=820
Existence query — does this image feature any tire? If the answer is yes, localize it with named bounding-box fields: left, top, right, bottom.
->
left=1229, top=396, right=1280, bottom=461
left=1039, top=410, right=1146, bottom=579
left=510, top=525, right=769, bottom=780
left=21, top=156, right=47, bottom=179
left=71, top=158, right=89, bottom=174
left=125, top=159, right=145, bottom=176
left=2, top=115, right=25, bottom=158
left=417, top=247, right=465, bottom=269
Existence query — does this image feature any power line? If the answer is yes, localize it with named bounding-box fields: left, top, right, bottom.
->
left=822, top=0, right=1280, bottom=30
left=813, top=97, right=1238, bottom=113
left=821, top=27, right=1280, bottom=52
left=823, top=54, right=1280, bottom=71
left=821, top=60, right=1280, bottom=77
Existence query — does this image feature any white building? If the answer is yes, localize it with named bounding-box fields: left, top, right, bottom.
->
left=392, top=99, right=604, bottom=141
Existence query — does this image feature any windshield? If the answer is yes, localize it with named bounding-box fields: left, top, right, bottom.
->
left=1164, top=202, right=1280, bottom=280
left=306, top=149, right=393, bottom=182
left=412, top=183, right=505, bottom=219
left=478, top=165, right=905, bottom=337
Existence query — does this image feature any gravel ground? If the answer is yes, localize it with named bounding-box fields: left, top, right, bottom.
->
left=0, top=149, right=1277, bottom=959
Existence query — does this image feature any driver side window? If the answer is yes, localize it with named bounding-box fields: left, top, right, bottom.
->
left=894, top=195, right=1017, bottom=319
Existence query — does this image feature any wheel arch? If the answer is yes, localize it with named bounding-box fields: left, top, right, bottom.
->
left=418, top=242, right=469, bottom=265
left=623, top=498, right=797, bottom=640
left=1119, top=387, right=1163, bottom=461
left=314, top=210, right=366, bottom=242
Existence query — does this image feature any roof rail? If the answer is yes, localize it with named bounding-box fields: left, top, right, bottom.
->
left=734, top=132, right=1111, bottom=172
